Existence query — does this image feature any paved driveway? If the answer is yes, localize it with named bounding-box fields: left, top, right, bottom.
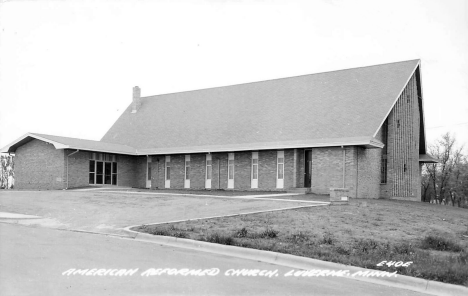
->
left=0, top=190, right=324, bottom=236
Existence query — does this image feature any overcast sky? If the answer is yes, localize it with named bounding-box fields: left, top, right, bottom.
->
left=0, top=0, right=467, bottom=150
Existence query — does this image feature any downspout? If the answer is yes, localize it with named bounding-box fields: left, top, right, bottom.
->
left=218, top=157, right=220, bottom=189
left=66, top=149, right=80, bottom=190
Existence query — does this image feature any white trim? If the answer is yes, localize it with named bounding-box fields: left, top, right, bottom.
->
left=184, top=155, right=190, bottom=189
left=372, top=60, right=420, bottom=138
left=205, top=154, right=212, bottom=189
left=276, top=150, right=284, bottom=189
left=228, top=153, right=234, bottom=189
left=165, top=155, right=171, bottom=188
left=251, top=152, right=258, bottom=189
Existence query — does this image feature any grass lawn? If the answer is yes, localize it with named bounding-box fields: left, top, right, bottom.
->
left=134, top=198, right=468, bottom=287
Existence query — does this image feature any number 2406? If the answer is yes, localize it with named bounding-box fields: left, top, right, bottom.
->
left=376, top=261, right=413, bottom=267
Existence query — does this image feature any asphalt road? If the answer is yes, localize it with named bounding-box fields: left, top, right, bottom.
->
left=0, top=223, right=429, bottom=296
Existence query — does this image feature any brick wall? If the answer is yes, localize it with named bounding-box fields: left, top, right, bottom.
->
left=357, top=146, right=382, bottom=199
left=14, top=139, right=65, bottom=190
left=310, top=147, right=346, bottom=194
left=118, top=155, right=137, bottom=187
left=66, top=150, right=89, bottom=188
left=258, top=150, right=277, bottom=189
left=134, top=156, right=147, bottom=188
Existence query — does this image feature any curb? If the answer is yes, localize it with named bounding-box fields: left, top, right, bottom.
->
left=123, top=228, right=467, bottom=296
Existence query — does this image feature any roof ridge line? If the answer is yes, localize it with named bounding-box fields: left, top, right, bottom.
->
left=140, top=59, right=421, bottom=99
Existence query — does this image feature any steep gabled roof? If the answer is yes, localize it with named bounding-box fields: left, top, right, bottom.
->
left=1, top=133, right=137, bottom=155
left=101, top=60, right=420, bottom=153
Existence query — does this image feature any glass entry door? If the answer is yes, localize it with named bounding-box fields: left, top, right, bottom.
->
left=89, top=160, right=117, bottom=185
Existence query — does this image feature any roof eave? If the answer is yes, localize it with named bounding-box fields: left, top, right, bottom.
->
left=1, top=133, right=138, bottom=155
left=1, top=133, right=70, bottom=153
left=135, top=137, right=384, bottom=155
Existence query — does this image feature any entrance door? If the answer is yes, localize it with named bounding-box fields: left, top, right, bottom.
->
left=304, top=150, right=312, bottom=187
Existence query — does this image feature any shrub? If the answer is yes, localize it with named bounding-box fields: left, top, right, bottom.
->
left=205, top=233, right=234, bottom=245
left=353, top=239, right=379, bottom=254
left=320, top=232, right=335, bottom=245
left=288, top=232, right=309, bottom=243
left=420, top=235, right=463, bottom=252
left=235, top=227, right=248, bottom=238
left=260, top=228, right=279, bottom=238
left=335, top=244, right=351, bottom=255
left=392, top=242, right=415, bottom=255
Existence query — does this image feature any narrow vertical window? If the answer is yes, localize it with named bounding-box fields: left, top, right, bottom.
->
left=276, top=151, right=284, bottom=189
left=381, top=119, right=388, bottom=183
left=185, top=155, right=191, bottom=189
left=147, top=162, right=152, bottom=180
left=165, top=157, right=170, bottom=180
left=205, top=154, right=212, bottom=189
left=251, top=152, right=258, bottom=189
left=96, top=161, right=104, bottom=184
left=112, top=162, right=117, bottom=185
left=277, top=157, right=284, bottom=179
left=206, top=159, right=212, bottom=180
left=165, top=156, right=171, bottom=189
left=228, top=160, right=234, bottom=179
left=89, top=160, right=95, bottom=184
left=185, top=157, right=190, bottom=180
left=228, top=153, right=234, bottom=189
left=105, top=162, right=112, bottom=184
left=252, top=159, right=258, bottom=180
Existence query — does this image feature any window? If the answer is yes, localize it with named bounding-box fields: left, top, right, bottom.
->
left=96, top=162, right=103, bottom=184
left=165, top=158, right=171, bottom=180
left=251, top=152, right=259, bottom=189
left=112, top=162, right=117, bottom=185
left=206, top=159, right=212, bottom=180
left=89, top=160, right=95, bottom=184
left=185, top=158, right=190, bottom=180
left=381, top=158, right=388, bottom=183
left=228, top=159, right=234, bottom=180
left=277, top=157, right=284, bottom=180
left=147, top=162, right=152, bottom=181
left=381, top=119, right=388, bottom=184
left=105, top=162, right=112, bottom=184
left=88, top=153, right=118, bottom=185
left=276, top=151, right=284, bottom=189
left=252, top=158, right=258, bottom=180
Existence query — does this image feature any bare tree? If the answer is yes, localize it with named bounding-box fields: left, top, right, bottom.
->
left=422, top=132, right=467, bottom=208
left=0, top=154, right=15, bottom=189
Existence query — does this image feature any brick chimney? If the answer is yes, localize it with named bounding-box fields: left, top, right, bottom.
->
left=131, top=86, right=141, bottom=113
